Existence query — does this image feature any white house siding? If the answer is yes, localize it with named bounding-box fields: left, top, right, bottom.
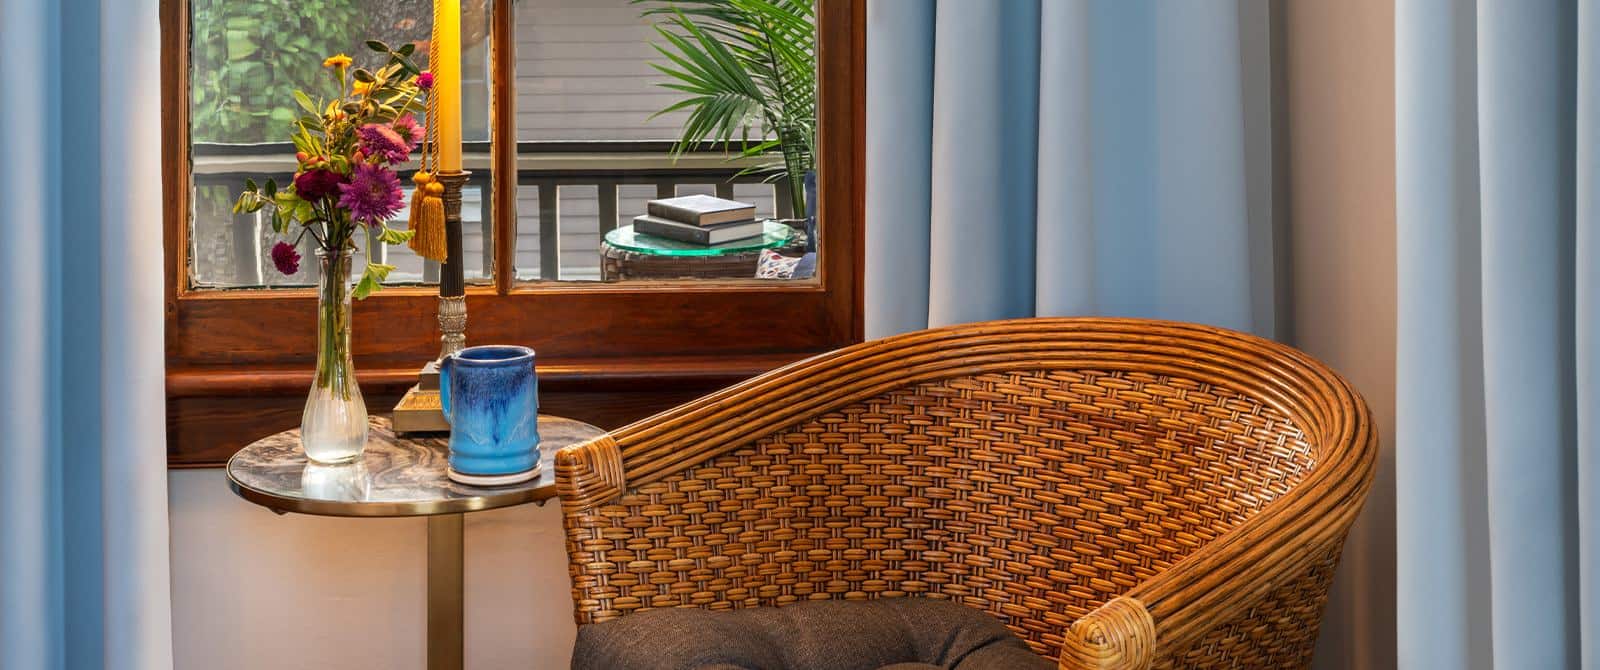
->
left=514, top=0, right=690, bottom=142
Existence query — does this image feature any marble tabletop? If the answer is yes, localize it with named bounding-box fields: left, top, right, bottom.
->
left=226, top=415, right=605, bottom=517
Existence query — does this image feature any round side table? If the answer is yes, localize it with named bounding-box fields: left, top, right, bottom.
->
left=226, top=415, right=604, bottom=670
left=599, top=219, right=804, bottom=280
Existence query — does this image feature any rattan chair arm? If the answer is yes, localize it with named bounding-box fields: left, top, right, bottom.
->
left=1062, top=385, right=1376, bottom=669
left=1058, top=597, right=1157, bottom=669
left=1056, top=494, right=1365, bottom=668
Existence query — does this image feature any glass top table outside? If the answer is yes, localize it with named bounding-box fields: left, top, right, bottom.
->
left=603, top=219, right=794, bottom=256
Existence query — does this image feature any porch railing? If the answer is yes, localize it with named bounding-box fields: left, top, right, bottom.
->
left=190, top=141, right=788, bottom=287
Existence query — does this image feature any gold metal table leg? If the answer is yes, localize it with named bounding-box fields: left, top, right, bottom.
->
left=427, top=513, right=465, bottom=670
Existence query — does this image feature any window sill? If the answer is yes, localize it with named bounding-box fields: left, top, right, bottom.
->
left=165, top=351, right=819, bottom=468
left=167, top=351, right=815, bottom=397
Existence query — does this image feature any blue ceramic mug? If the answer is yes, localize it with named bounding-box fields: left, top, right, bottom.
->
left=440, top=345, right=540, bottom=482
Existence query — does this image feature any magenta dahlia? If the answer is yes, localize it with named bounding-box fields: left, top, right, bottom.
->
left=357, top=123, right=412, bottom=164
left=338, top=163, right=405, bottom=224
left=393, top=114, right=426, bottom=146
left=293, top=168, right=344, bottom=202
left=416, top=72, right=434, bottom=90
left=270, top=241, right=301, bottom=275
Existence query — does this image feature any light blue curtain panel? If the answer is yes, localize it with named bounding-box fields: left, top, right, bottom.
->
left=0, top=0, right=174, bottom=668
left=1397, top=0, right=1595, bottom=667
left=865, top=0, right=1265, bottom=339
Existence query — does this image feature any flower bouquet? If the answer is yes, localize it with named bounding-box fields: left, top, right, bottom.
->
left=232, top=41, right=438, bottom=463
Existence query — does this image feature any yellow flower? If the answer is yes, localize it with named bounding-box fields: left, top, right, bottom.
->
left=323, top=54, right=353, bottom=69
left=352, top=80, right=373, bottom=96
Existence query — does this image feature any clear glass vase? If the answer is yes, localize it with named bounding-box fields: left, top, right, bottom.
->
left=301, top=249, right=368, bottom=463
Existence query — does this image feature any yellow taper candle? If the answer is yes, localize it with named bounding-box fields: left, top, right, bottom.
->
left=435, top=0, right=462, bottom=171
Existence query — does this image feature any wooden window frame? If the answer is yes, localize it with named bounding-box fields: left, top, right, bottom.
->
left=161, top=0, right=866, bottom=466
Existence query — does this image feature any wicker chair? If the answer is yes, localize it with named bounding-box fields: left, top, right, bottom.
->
left=556, top=318, right=1377, bottom=669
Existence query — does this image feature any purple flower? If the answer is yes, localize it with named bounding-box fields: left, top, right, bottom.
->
left=293, top=168, right=344, bottom=202
left=416, top=72, right=434, bottom=90
left=357, top=123, right=412, bottom=164
left=393, top=114, right=426, bottom=146
left=270, top=241, right=301, bottom=275
left=338, top=163, right=405, bottom=224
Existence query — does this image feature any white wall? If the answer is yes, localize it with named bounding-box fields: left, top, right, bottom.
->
left=168, top=470, right=577, bottom=670
left=1283, top=1, right=1399, bottom=668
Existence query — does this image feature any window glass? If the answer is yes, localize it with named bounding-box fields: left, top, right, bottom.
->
left=188, top=0, right=493, bottom=288
left=185, top=0, right=817, bottom=288
left=512, top=0, right=818, bottom=283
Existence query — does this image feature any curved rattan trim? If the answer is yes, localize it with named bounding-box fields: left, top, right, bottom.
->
left=1060, top=597, right=1155, bottom=670
left=607, top=321, right=1365, bottom=497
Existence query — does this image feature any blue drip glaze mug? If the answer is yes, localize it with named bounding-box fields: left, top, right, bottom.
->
left=440, top=345, right=540, bottom=481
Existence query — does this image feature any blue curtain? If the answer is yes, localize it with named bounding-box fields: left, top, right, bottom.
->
left=0, top=0, right=174, bottom=668
left=865, top=0, right=1266, bottom=339
left=1397, top=0, right=1595, bottom=667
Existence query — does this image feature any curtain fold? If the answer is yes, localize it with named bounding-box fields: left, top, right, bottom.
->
left=863, top=1, right=934, bottom=337
left=1582, top=0, right=1600, bottom=666
left=1397, top=0, right=1590, bottom=667
left=1, top=0, right=63, bottom=662
left=0, top=0, right=174, bottom=668
left=866, top=0, right=1266, bottom=339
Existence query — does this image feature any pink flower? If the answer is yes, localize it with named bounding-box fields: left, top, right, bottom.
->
left=293, top=168, right=344, bottom=202
left=357, top=123, right=412, bottom=165
left=416, top=72, right=434, bottom=90
left=270, top=241, right=301, bottom=275
left=393, top=114, right=426, bottom=145
left=338, top=163, right=405, bottom=224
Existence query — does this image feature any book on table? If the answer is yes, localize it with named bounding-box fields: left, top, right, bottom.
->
left=646, top=194, right=756, bottom=226
left=633, top=214, right=764, bottom=245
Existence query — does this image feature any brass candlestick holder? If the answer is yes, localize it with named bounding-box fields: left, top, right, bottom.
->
left=393, top=170, right=470, bottom=434
left=434, top=170, right=469, bottom=359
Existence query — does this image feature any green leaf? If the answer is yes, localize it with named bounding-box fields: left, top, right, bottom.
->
left=232, top=190, right=265, bottom=214
left=637, top=0, right=817, bottom=188
left=292, top=90, right=319, bottom=116
left=397, top=43, right=416, bottom=57
left=352, top=262, right=395, bottom=300
left=376, top=225, right=415, bottom=245
left=353, top=68, right=375, bottom=83
left=365, top=39, right=390, bottom=53
left=244, top=177, right=258, bottom=192
left=264, top=178, right=278, bottom=198
left=290, top=132, right=314, bottom=157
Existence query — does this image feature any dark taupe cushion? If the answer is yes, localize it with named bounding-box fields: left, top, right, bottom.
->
left=571, top=598, right=1053, bottom=670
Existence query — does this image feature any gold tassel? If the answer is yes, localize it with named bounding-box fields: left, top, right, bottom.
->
left=408, top=171, right=448, bottom=262
left=407, top=171, right=429, bottom=237
left=409, top=7, right=447, bottom=264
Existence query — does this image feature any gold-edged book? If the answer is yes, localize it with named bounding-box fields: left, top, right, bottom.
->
left=392, top=384, right=449, bottom=434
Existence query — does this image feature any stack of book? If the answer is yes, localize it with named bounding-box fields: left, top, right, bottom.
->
left=633, top=194, right=764, bottom=245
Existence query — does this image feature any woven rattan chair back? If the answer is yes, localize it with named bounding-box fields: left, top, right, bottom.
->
left=557, top=318, right=1376, bottom=669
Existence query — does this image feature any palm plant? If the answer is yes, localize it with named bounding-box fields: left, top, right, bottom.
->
left=637, top=0, right=816, bottom=218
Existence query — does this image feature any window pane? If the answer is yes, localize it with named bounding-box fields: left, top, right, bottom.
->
left=188, top=0, right=493, bottom=289
left=516, top=2, right=688, bottom=142
left=512, top=0, right=818, bottom=284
